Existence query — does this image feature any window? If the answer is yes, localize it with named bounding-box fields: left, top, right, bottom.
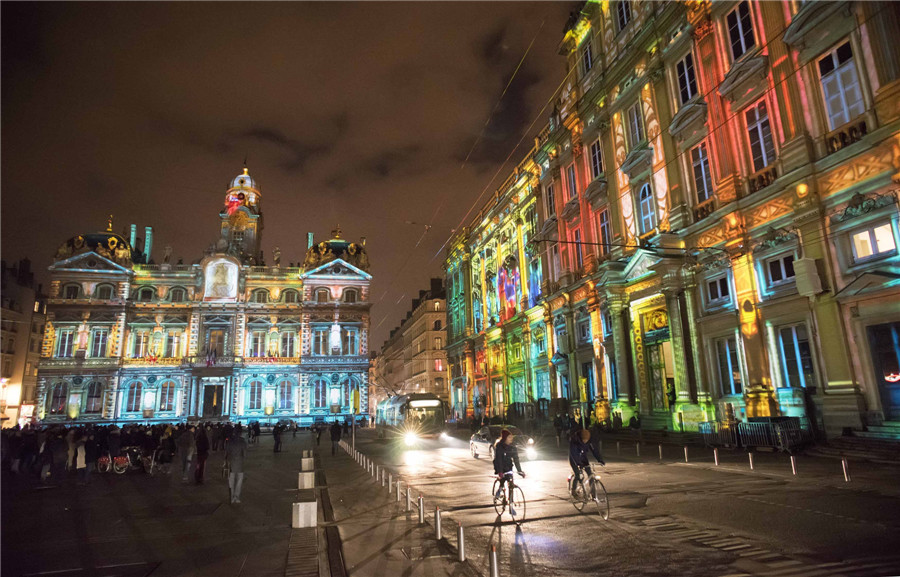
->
left=434, top=337, right=442, bottom=349
left=250, top=330, right=266, bottom=357
left=316, top=289, right=330, bottom=303
left=48, top=382, right=67, bottom=414
left=56, top=329, right=74, bottom=358
left=603, top=310, right=613, bottom=337
left=726, top=1, right=755, bottom=61
left=676, top=53, right=698, bottom=105
left=125, top=382, right=143, bottom=413
left=616, top=1, right=632, bottom=31
left=169, top=288, right=186, bottom=303
left=745, top=101, right=776, bottom=172
left=597, top=209, right=611, bottom=256
left=165, top=332, right=181, bottom=358
left=691, top=142, right=714, bottom=203
left=546, top=184, right=556, bottom=216
left=577, top=320, right=591, bottom=343
left=232, top=230, right=244, bottom=245
left=343, top=289, right=358, bottom=303
left=206, top=329, right=226, bottom=356
left=818, top=41, right=864, bottom=130
left=534, top=333, right=546, bottom=354
left=342, top=328, right=358, bottom=356
left=550, top=244, right=561, bottom=281
left=281, top=332, right=296, bottom=357
left=589, top=139, right=604, bottom=179
left=566, top=164, right=578, bottom=199
left=777, top=324, right=817, bottom=388
left=434, top=301, right=441, bottom=311
left=137, top=287, right=154, bottom=302
left=581, top=40, right=593, bottom=75
left=84, top=381, right=103, bottom=414
left=581, top=362, right=594, bottom=400
left=158, top=381, right=175, bottom=412
left=627, top=101, right=645, bottom=149
left=573, top=229, right=584, bottom=269
left=639, top=184, right=657, bottom=234
left=707, top=275, right=731, bottom=306
left=435, top=358, right=444, bottom=372
left=313, top=328, right=328, bottom=355
left=252, top=290, right=268, bottom=304
left=63, top=284, right=80, bottom=300
left=715, top=336, right=743, bottom=395
left=765, top=253, right=795, bottom=287
left=96, top=285, right=114, bottom=300
left=851, top=223, right=896, bottom=262
left=89, top=328, right=108, bottom=358
left=248, top=380, right=262, bottom=410
left=283, top=290, right=299, bottom=304
left=278, top=382, right=292, bottom=410
left=313, top=379, right=326, bottom=408
left=133, top=331, right=150, bottom=358
left=433, top=320, right=442, bottom=330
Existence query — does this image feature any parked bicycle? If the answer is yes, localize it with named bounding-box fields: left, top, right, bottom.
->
left=97, top=451, right=112, bottom=473
left=492, top=471, right=526, bottom=521
left=568, top=464, right=609, bottom=520
left=113, top=446, right=145, bottom=474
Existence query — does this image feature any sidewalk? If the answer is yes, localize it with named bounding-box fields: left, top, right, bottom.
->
left=319, top=442, right=479, bottom=577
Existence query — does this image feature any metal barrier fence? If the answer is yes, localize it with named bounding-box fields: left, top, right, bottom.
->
left=699, top=417, right=812, bottom=452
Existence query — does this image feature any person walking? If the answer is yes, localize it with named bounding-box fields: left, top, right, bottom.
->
left=177, top=425, right=196, bottom=483
left=329, top=421, right=342, bottom=456
left=225, top=426, right=247, bottom=504
left=272, top=424, right=282, bottom=453
left=83, top=432, right=98, bottom=485
left=194, top=426, right=210, bottom=484
left=315, top=424, right=323, bottom=447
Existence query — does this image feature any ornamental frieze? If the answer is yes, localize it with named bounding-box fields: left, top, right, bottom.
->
left=819, top=142, right=896, bottom=196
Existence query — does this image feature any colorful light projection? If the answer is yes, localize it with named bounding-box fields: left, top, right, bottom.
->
left=498, top=259, right=521, bottom=322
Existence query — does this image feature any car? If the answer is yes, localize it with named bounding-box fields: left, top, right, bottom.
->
left=469, top=425, right=537, bottom=461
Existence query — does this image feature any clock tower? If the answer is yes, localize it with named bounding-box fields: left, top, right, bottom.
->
left=219, top=166, right=263, bottom=264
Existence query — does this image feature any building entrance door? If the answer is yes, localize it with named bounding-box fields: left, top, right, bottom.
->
left=203, top=384, right=224, bottom=417
left=868, top=321, right=900, bottom=421
left=646, top=340, right=675, bottom=412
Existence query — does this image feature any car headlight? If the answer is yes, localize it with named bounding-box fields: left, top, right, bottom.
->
left=527, top=438, right=534, bottom=445
left=404, top=431, right=417, bottom=446
left=440, top=432, right=450, bottom=440
left=525, top=447, right=537, bottom=460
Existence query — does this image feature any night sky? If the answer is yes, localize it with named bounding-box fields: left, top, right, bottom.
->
left=2, top=2, right=574, bottom=347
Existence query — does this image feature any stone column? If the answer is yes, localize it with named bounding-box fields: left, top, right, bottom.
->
left=606, top=292, right=634, bottom=407
left=464, top=344, right=475, bottom=420
left=543, top=308, right=558, bottom=399
left=662, top=284, right=691, bottom=404
left=587, top=288, right=610, bottom=424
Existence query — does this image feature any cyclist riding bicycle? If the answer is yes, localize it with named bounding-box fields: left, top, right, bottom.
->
left=569, top=428, right=605, bottom=496
left=493, top=429, right=526, bottom=515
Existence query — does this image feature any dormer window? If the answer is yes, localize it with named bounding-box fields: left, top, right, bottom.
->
left=251, top=289, right=269, bottom=304
left=96, top=285, right=114, bottom=300
left=169, top=287, right=186, bottom=303
left=137, top=287, right=154, bottom=302
left=343, top=289, right=358, bottom=303
left=316, top=289, right=330, bottom=303
left=283, top=290, right=299, bottom=304
left=63, top=284, right=81, bottom=300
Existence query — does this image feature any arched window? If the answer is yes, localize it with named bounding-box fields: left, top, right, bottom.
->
left=47, top=382, right=68, bottom=414
left=433, top=320, right=442, bottom=331
left=62, top=284, right=81, bottom=300
left=639, top=184, right=657, bottom=234
left=136, top=287, right=155, bottom=302
left=343, top=380, right=352, bottom=406
left=158, top=381, right=176, bottom=412
left=84, top=381, right=103, bottom=414
left=434, top=301, right=441, bottom=311
left=169, top=287, right=186, bottom=303
left=316, top=289, right=330, bottom=303
left=313, top=379, right=326, bottom=408
left=248, top=380, right=262, bottom=410
left=125, top=382, right=143, bottom=412
left=278, top=381, right=293, bottom=410
left=95, top=284, right=115, bottom=300
left=343, top=289, right=358, bottom=303
left=252, top=289, right=269, bottom=303
left=282, top=290, right=299, bottom=304
left=435, top=337, right=443, bottom=349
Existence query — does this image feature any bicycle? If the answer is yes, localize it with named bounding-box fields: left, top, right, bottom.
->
left=568, top=464, right=609, bottom=520
left=492, top=471, right=526, bottom=521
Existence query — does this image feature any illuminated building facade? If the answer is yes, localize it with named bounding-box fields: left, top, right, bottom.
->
left=376, top=279, right=449, bottom=405
left=445, top=152, right=547, bottom=423
left=447, top=1, right=900, bottom=436
left=36, top=168, right=371, bottom=425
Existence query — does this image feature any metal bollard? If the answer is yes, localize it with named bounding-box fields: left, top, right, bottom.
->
left=397, top=479, right=402, bottom=501
left=790, top=455, right=797, bottom=476
left=489, top=544, right=500, bottom=577
left=842, top=458, right=851, bottom=482
left=616, top=441, right=621, bottom=455
left=418, top=496, right=425, bottom=524
left=458, top=522, right=466, bottom=562
left=684, top=446, right=689, bottom=463
left=636, top=442, right=640, bottom=457
left=389, top=473, right=393, bottom=492
left=658, top=444, right=663, bottom=460
left=749, top=452, right=755, bottom=470
left=382, top=469, right=387, bottom=487
left=435, top=506, right=442, bottom=540
left=406, top=487, right=412, bottom=511
left=714, top=448, right=719, bottom=466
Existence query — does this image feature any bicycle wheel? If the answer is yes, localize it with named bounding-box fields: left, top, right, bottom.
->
left=509, top=486, right=526, bottom=522
left=113, top=460, right=128, bottom=475
left=591, top=478, right=610, bottom=520
left=97, top=458, right=110, bottom=474
left=572, top=478, right=588, bottom=512
left=492, top=479, right=506, bottom=516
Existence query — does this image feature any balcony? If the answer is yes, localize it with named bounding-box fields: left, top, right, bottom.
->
left=244, top=356, right=300, bottom=365
left=824, top=119, right=867, bottom=156
left=693, top=198, right=717, bottom=222
left=182, top=355, right=243, bottom=367
left=747, top=166, right=778, bottom=195
left=123, top=357, right=183, bottom=366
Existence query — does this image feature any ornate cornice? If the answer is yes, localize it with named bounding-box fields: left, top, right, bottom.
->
left=829, top=191, right=899, bottom=224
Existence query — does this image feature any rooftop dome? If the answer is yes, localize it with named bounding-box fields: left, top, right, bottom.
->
left=228, top=167, right=259, bottom=191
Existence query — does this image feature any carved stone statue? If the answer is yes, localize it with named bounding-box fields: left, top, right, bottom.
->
left=163, top=245, right=173, bottom=264
left=273, top=247, right=281, bottom=267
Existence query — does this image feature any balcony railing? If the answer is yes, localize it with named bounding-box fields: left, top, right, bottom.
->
left=693, top=198, right=716, bottom=222
left=824, top=119, right=867, bottom=156
left=747, top=166, right=778, bottom=195
left=123, top=357, right=183, bottom=366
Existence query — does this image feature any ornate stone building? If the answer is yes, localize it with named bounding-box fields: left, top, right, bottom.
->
left=36, top=168, right=372, bottom=425
left=446, top=0, right=900, bottom=437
